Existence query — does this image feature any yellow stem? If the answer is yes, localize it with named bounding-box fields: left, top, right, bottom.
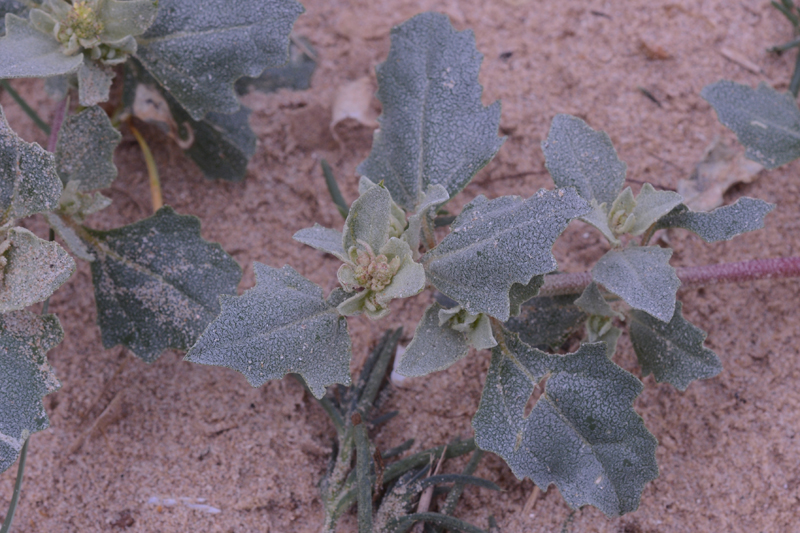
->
left=129, top=123, right=163, bottom=213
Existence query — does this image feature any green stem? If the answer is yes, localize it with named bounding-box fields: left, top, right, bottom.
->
left=321, top=159, right=349, bottom=220
left=41, top=229, right=55, bottom=315
left=790, top=50, right=800, bottom=97
left=129, top=123, right=163, bottom=213
left=538, top=257, right=800, bottom=297
left=353, top=414, right=373, bottom=533
left=639, top=224, right=656, bottom=246
left=0, top=81, right=50, bottom=135
left=0, top=438, right=29, bottom=533
left=770, top=36, right=800, bottom=53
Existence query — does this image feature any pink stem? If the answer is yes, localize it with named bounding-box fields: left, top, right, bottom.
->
left=46, top=97, right=68, bottom=153
left=538, top=257, right=800, bottom=297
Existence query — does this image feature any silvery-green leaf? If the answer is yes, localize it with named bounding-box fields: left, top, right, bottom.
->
left=97, top=0, right=158, bottom=41
left=655, top=198, right=774, bottom=242
left=0, top=14, right=83, bottom=79
left=508, top=275, right=545, bottom=317
left=702, top=81, right=800, bottom=169
left=77, top=58, right=115, bottom=106
left=629, top=302, right=722, bottom=391
left=403, top=184, right=449, bottom=257
left=582, top=200, right=616, bottom=244
left=82, top=206, right=242, bottom=363
left=0, top=227, right=75, bottom=312
left=45, top=212, right=95, bottom=261
left=293, top=223, right=346, bottom=262
left=473, top=332, right=658, bottom=516
left=235, top=36, right=316, bottom=95
left=466, top=313, right=496, bottom=350
left=629, top=184, right=683, bottom=236
left=542, top=114, right=627, bottom=206
left=186, top=264, right=352, bottom=399
left=397, top=303, right=470, bottom=377
left=374, top=237, right=425, bottom=306
left=575, top=282, right=621, bottom=319
left=343, top=183, right=392, bottom=256
left=592, top=246, right=679, bottom=323
left=124, top=60, right=257, bottom=182
left=423, top=189, right=590, bottom=321
left=356, top=12, right=504, bottom=212
left=0, top=311, right=62, bottom=474
left=135, top=0, right=304, bottom=120
left=1, top=105, right=62, bottom=224
left=173, top=104, right=256, bottom=182
left=504, top=294, right=586, bottom=350
left=55, top=105, right=121, bottom=190
left=0, top=0, right=28, bottom=37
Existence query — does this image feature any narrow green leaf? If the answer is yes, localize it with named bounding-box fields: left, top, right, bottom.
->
left=76, top=58, right=115, bottom=107
left=56, top=106, right=121, bottom=190
left=629, top=302, right=722, bottom=390
left=0, top=14, right=83, bottom=79
left=702, top=81, right=800, bottom=169
left=354, top=415, right=373, bottom=533
left=0, top=227, right=75, bottom=313
left=0, top=79, right=50, bottom=135
left=83, top=206, right=242, bottom=363
left=356, top=12, right=504, bottom=212
left=321, top=159, right=349, bottom=220
left=389, top=513, right=488, bottom=533
left=1, top=105, right=62, bottom=224
left=397, top=303, right=470, bottom=377
left=235, top=37, right=316, bottom=95
left=542, top=114, right=627, bottom=206
left=0, top=311, right=62, bottom=474
left=186, top=264, right=352, bottom=398
left=504, top=294, right=586, bottom=350
left=655, top=198, right=775, bottom=242
left=473, top=331, right=658, bottom=516
left=423, top=189, right=589, bottom=321
left=592, top=246, right=680, bottom=323
left=135, top=0, right=304, bottom=120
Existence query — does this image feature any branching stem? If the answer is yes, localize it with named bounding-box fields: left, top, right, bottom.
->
left=538, top=256, right=800, bottom=297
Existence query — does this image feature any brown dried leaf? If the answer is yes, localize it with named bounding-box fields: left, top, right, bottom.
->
left=678, top=138, right=763, bottom=211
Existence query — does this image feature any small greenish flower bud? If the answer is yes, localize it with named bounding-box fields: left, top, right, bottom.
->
left=607, top=187, right=637, bottom=236
left=587, top=315, right=613, bottom=340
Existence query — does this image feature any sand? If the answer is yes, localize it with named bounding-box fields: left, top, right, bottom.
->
left=1, top=0, right=799, bottom=531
